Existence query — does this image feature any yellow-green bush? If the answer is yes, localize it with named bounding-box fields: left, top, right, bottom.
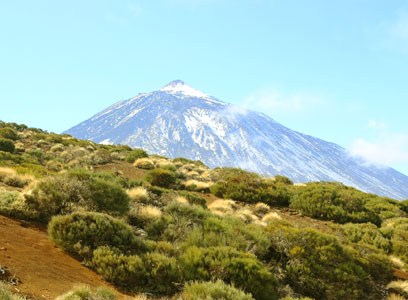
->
left=0, top=138, right=15, bottom=153
left=91, top=246, right=147, bottom=288
left=125, top=148, right=148, bottom=163
left=142, top=252, right=181, bottom=294
left=210, top=168, right=292, bottom=206
left=266, top=223, right=372, bottom=299
left=48, top=212, right=147, bottom=259
left=180, top=246, right=278, bottom=300
left=146, top=168, right=178, bottom=188
left=290, top=183, right=380, bottom=224
left=180, top=280, right=255, bottom=300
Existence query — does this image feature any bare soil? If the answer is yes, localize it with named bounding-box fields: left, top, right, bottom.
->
left=0, top=214, right=126, bottom=299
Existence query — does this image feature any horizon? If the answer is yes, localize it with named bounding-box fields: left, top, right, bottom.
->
left=1, top=1, right=408, bottom=175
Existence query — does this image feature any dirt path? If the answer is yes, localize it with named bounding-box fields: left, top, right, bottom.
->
left=0, top=214, right=126, bottom=299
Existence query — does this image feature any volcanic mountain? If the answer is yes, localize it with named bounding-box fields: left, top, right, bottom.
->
left=65, top=80, right=408, bottom=199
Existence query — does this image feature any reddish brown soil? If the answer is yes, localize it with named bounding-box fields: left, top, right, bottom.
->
left=0, top=214, right=126, bottom=300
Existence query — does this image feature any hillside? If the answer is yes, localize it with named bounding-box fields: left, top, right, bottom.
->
left=1, top=121, right=408, bottom=300
left=65, top=80, right=408, bottom=200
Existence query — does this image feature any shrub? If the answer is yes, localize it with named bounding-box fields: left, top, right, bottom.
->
left=273, top=175, right=293, bottom=185
left=266, top=223, right=371, bottom=299
left=48, top=212, right=147, bottom=259
left=180, top=246, right=278, bottom=300
left=0, top=139, right=15, bottom=153
left=146, top=168, right=177, bottom=188
left=0, top=128, right=18, bottom=140
left=335, top=223, right=391, bottom=253
left=91, top=246, right=147, bottom=288
left=25, top=172, right=130, bottom=221
left=181, top=280, right=255, bottom=300
left=210, top=168, right=291, bottom=206
left=142, top=252, right=182, bottom=294
left=55, top=284, right=116, bottom=300
left=125, top=148, right=148, bottom=163
left=290, top=183, right=380, bottom=224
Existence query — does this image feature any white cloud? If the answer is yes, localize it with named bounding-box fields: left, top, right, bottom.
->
left=349, top=122, right=408, bottom=170
left=240, top=89, right=324, bottom=115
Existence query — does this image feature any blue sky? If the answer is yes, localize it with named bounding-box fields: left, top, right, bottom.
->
left=1, top=0, right=408, bottom=174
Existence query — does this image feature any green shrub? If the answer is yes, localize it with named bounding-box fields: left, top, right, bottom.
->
left=335, top=223, right=391, bottom=253
left=266, top=223, right=371, bottom=299
left=148, top=202, right=210, bottom=242
left=143, top=252, right=181, bottom=294
left=184, top=216, right=271, bottom=259
left=125, top=148, right=148, bottom=163
left=25, top=175, right=87, bottom=221
left=382, top=218, right=408, bottom=263
left=91, top=246, right=147, bottom=287
left=0, top=128, right=18, bottom=140
left=210, top=168, right=291, bottom=206
left=180, top=246, right=278, bottom=300
left=25, top=171, right=130, bottom=221
left=0, top=139, right=15, bottom=153
left=273, top=175, right=293, bottom=185
left=181, top=280, right=255, bottom=300
left=290, top=183, right=380, bottom=224
left=146, top=168, right=177, bottom=188
left=48, top=212, right=147, bottom=259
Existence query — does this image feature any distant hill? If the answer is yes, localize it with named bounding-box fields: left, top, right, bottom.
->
left=65, top=80, right=408, bottom=199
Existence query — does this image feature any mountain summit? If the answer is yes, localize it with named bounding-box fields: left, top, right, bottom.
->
left=65, top=81, right=408, bottom=199
left=160, top=80, right=211, bottom=98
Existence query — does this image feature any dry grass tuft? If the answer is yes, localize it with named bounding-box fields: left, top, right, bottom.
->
left=253, top=202, right=270, bottom=215
left=0, top=167, right=33, bottom=188
left=208, top=199, right=237, bottom=215
left=390, top=256, right=406, bottom=270
left=262, top=211, right=282, bottom=223
left=133, top=158, right=155, bottom=170
left=184, top=179, right=212, bottom=192
left=138, top=205, right=162, bottom=219
left=235, top=208, right=258, bottom=223
left=387, top=293, right=406, bottom=300
left=127, top=187, right=149, bottom=202
left=175, top=196, right=189, bottom=204
left=387, top=280, right=408, bottom=297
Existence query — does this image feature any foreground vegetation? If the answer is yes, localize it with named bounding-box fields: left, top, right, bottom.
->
left=0, top=121, right=408, bottom=300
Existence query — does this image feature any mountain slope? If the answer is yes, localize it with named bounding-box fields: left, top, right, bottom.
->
left=65, top=80, right=408, bottom=199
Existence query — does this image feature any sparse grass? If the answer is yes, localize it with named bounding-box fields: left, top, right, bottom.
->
left=0, top=282, right=28, bottom=300
left=55, top=284, right=116, bottom=300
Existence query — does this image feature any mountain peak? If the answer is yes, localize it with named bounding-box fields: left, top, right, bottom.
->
left=160, top=80, right=209, bottom=98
